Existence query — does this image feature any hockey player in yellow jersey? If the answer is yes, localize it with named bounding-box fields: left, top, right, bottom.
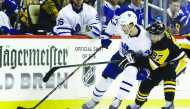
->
left=126, top=21, right=188, bottom=109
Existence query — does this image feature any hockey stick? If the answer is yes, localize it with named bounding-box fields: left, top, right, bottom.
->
left=17, top=106, right=33, bottom=109
left=43, top=46, right=102, bottom=82
left=16, top=46, right=102, bottom=109
left=42, top=60, right=120, bottom=69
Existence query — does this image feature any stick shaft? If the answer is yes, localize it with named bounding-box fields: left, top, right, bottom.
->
left=43, top=46, right=102, bottom=82
left=31, top=46, right=102, bottom=109
left=54, top=60, right=119, bottom=69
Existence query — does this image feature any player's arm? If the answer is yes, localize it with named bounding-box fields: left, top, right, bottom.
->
left=99, top=15, right=120, bottom=49
left=86, top=10, right=102, bottom=38
left=0, top=11, right=19, bottom=34
left=53, top=11, right=72, bottom=36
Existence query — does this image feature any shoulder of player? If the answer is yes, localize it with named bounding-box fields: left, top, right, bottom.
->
left=0, top=11, right=9, bottom=21
left=0, top=11, right=8, bottom=17
left=58, top=4, right=72, bottom=14
left=57, top=4, right=74, bottom=18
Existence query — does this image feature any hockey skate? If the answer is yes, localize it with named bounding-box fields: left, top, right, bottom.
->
left=108, top=98, right=122, bottom=109
left=82, top=99, right=99, bottom=109
left=161, top=103, right=174, bottom=109
left=126, top=104, right=141, bottom=109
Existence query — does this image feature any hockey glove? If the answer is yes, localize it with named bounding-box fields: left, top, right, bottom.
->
left=137, top=68, right=150, bottom=80
left=100, top=32, right=112, bottom=49
left=0, top=26, right=10, bottom=34
left=101, top=39, right=112, bottom=49
left=118, top=52, right=135, bottom=69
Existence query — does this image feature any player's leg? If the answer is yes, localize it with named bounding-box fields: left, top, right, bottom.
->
left=82, top=51, right=124, bottom=109
left=127, top=69, right=162, bottom=109
left=162, top=57, right=187, bottom=109
left=162, top=75, right=176, bottom=109
left=162, top=79, right=175, bottom=109
left=109, top=65, right=138, bottom=109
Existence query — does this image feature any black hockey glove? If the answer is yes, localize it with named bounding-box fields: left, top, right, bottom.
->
left=118, top=52, right=135, bottom=69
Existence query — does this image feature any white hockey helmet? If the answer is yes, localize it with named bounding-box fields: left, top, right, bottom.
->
left=118, top=11, right=137, bottom=26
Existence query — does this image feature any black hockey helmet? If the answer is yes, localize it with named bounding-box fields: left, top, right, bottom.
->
left=146, top=21, right=165, bottom=35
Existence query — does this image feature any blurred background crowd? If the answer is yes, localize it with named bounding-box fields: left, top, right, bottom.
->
left=0, top=0, right=190, bottom=37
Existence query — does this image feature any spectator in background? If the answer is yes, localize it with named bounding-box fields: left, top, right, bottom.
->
left=167, top=0, right=190, bottom=58
left=53, top=0, right=102, bottom=38
left=0, top=0, right=11, bottom=34
left=177, top=0, right=190, bottom=35
left=37, top=0, right=63, bottom=34
left=1, top=0, right=18, bottom=28
left=0, top=0, right=19, bottom=34
left=115, top=0, right=152, bottom=26
left=167, top=0, right=190, bottom=35
left=167, top=0, right=181, bottom=34
left=102, top=0, right=120, bottom=29
left=0, top=11, right=13, bottom=34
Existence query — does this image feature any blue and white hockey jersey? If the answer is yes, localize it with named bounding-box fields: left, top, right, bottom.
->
left=103, top=15, right=151, bottom=57
left=0, top=11, right=19, bottom=34
left=102, top=1, right=120, bottom=29
left=176, top=1, right=190, bottom=35
left=2, top=0, right=18, bottom=17
left=53, top=3, right=102, bottom=38
left=114, top=3, right=152, bottom=26
left=0, top=11, right=11, bottom=29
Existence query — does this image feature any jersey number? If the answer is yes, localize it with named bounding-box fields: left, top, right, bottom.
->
left=57, top=18, right=64, bottom=26
left=151, top=52, right=163, bottom=62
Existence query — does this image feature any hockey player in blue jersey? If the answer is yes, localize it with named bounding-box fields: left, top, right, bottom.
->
left=0, top=0, right=19, bottom=34
left=177, top=0, right=190, bottom=35
left=2, top=0, right=18, bottom=27
left=2, top=0, right=18, bottom=17
left=53, top=0, right=102, bottom=38
left=102, top=0, right=120, bottom=29
left=0, top=11, right=12, bottom=34
left=82, top=11, right=151, bottom=109
left=115, top=0, right=152, bottom=25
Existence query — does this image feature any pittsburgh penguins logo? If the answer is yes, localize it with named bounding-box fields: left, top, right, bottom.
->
left=82, top=66, right=96, bottom=87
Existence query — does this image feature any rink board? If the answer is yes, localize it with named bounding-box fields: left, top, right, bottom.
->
left=0, top=35, right=189, bottom=109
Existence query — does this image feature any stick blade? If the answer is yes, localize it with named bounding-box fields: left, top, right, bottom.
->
left=17, top=106, right=32, bottom=109
left=43, top=67, right=59, bottom=82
